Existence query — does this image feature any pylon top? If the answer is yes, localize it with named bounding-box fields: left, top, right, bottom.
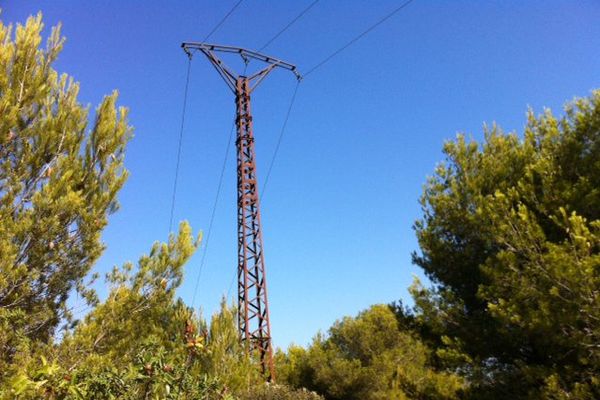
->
left=181, top=42, right=301, bottom=93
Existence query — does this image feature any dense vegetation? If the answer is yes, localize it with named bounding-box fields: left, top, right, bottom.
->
left=276, top=305, right=464, bottom=399
left=277, top=91, right=600, bottom=399
left=1, top=12, right=598, bottom=400
left=408, top=89, right=600, bottom=399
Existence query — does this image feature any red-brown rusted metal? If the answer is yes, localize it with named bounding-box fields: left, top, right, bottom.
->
left=235, top=77, right=274, bottom=379
left=181, top=42, right=300, bottom=381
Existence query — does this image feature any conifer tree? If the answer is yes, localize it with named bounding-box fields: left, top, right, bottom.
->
left=0, top=13, right=131, bottom=368
left=411, top=91, right=600, bottom=398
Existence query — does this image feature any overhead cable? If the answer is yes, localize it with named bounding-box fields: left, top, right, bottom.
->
left=258, top=0, right=416, bottom=200
left=203, top=0, right=245, bottom=42
left=190, top=118, right=236, bottom=307
left=258, top=0, right=320, bottom=52
left=304, top=0, right=415, bottom=78
left=254, top=1, right=320, bottom=198
left=168, top=58, right=192, bottom=233
left=168, top=0, right=245, bottom=235
left=261, top=80, right=301, bottom=199
left=189, top=60, right=247, bottom=308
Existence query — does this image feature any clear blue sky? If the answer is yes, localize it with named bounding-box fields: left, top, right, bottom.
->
left=3, top=1, right=600, bottom=348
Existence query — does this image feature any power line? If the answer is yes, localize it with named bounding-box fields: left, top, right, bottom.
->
left=188, top=21, right=305, bottom=305
left=219, top=4, right=312, bottom=303
left=189, top=61, right=248, bottom=307
left=180, top=116, right=234, bottom=397
left=226, top=267, right=236, bottom=302
left=304, top=0, right=415, bottom=78
left=168, top=57, right=192, bottom=233
left=253, top=2, right=318, bottom=198
left=190, top=118, right=236, bottom=307
left=203, top=0, right=245, bottom=42
left=261, top=80, right=301, bottom=199
left=257, top=0, right=416, bottom=199
left=187, top=0, right=416, bottom=304
left=229, top=0, right=415, bottom=303
left=251, top=0, right=319, bottom=200
left=187, top=0, right=313, bottom=309
left=169, top=0, right=244, bottom=234
left=258, top=0, right=320, bottom=52
left=227, top=83, right=301, bottom=302
left=178, top=66, right=241, bottom=396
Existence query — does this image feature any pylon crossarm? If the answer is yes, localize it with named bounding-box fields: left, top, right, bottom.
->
left=181, top=42, right=302, bottom=81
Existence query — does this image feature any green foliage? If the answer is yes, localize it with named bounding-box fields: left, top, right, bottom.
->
left=196, top=299, right=262, bottom=393
left=278, top=305, right=464, bottom=400
left=239, top=384, right=324, bottom=400
left=0, top=222, right=256, bottom=399
left=58, top=221, right=199, bottom=369
left=0, top=12, right=131, bottom=372
left=3, top=346, right=226, bottom=400
left=412, top=91, right=600, bottom=398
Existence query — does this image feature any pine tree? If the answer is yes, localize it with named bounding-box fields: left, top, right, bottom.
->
left=411, top=91, right=600, bottom=398
left=0, top=13, right=131, bottom=370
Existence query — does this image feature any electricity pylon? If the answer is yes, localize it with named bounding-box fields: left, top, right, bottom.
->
left=181, top=42, right=300, bottom=380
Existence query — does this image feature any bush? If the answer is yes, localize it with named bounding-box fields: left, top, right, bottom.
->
left=240, top=384, right=324, bottom=400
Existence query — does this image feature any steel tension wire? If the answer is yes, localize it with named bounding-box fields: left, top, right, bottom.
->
left=203, top=0, right=245, bottom=42
left=303, top=0, right=416, bottom=78
left=261, top=79, right=301, bottom=200
left=169, top=0, right=245, bottom=235
left=168, top=57, right=192, bottom=234
left=190, top=65, right=249, bottom=309
left=258, top=0, right=321, bottom=53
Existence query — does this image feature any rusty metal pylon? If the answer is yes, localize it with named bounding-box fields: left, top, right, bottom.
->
left=181, top=43, right=300, bottom=380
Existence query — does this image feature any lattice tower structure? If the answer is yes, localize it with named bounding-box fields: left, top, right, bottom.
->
left=181, top=42, right=300, bottom=380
